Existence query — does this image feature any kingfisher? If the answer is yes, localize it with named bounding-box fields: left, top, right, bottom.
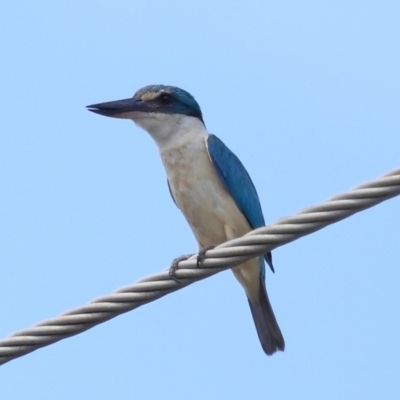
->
left=87, top=85, right=284, bottom=355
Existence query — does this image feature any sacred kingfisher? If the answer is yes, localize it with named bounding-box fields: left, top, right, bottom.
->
left=87, top=85, right=285, bottom=355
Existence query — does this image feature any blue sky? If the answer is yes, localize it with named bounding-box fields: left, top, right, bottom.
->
left=1, top=1, right=399, bottom=399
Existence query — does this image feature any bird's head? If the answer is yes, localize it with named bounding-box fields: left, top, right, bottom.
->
left=87, top=85, right=205, bottom=144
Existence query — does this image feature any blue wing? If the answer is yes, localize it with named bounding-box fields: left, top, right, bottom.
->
left=167, top=180, right=177, bottom=206
left=206, top=134, right=274, bottom=273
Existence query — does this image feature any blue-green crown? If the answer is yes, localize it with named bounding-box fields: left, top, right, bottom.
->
left=134, top=85, right=204, bottom=123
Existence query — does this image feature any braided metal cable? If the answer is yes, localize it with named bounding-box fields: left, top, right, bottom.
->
left=1, top=167, right=399, bottom=366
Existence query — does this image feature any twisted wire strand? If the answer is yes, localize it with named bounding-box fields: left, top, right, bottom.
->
left=1, top=167, right=399, bottom=365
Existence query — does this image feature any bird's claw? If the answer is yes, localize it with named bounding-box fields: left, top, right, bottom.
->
left=169, top=254, right=194, bottom=283
left=169, top=246, right=216, bottom=282
left=196, top=245, right=216, bottom=268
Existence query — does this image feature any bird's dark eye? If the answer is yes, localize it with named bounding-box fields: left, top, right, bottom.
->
left=159, top=93, right=174, bottom=105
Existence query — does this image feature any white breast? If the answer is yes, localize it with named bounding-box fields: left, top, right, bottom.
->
left=160, top=131, right=251, bottom=248
left=134, top=113, right=261, bottom=300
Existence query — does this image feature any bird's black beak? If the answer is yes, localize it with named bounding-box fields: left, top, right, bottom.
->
left=86, top=97, right=150, bottom=118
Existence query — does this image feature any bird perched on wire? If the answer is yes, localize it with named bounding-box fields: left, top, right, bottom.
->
left=87, top=85, right=284, bottom=355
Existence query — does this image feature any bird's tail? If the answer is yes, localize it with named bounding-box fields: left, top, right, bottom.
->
left=248, top=277, right=285, bottom=355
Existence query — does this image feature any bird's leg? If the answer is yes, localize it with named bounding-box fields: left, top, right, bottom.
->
left=169, top=245, right=216, bottom=282
left=169, top=254, right=194, bottom=282
left=197, top=245, right=216, bottom=268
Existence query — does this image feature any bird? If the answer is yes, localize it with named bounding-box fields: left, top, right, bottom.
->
left=87, top=85, right=284, bottom=355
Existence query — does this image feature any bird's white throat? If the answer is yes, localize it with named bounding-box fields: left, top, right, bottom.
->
left=132, top=112, right=208, bottom=150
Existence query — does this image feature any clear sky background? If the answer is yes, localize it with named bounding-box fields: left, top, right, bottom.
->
left=1, top=2, right=399, bottom=399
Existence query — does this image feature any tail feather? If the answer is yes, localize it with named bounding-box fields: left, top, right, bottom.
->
left=248, top=277, right=285, bottom=355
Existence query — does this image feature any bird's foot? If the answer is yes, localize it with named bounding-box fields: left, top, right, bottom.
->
left=169, top=254, right=194, bottom=283
left=196, top=245, right=216, bottom=268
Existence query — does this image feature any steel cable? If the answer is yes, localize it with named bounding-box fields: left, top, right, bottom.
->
left=1, top=167, right=399, bottom=365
